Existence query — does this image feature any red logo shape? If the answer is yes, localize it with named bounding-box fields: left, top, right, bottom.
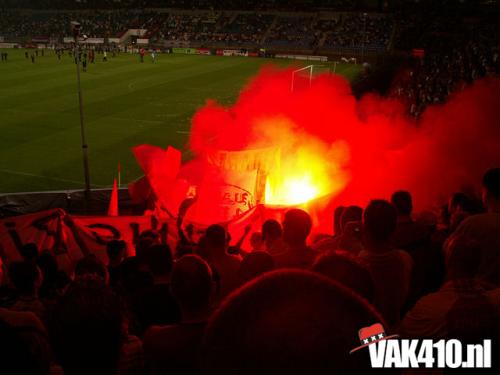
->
left=349, top=323, right=399, bottom=353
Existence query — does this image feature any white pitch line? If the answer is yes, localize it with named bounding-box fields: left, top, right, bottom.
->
left=176, top=130, right=191, bottom=134
left=0, top=168, right=106, bottom=187
left=107, top=116, right=164, bottom=124
left=2, top=108, right=52, bottom=115
left=155, top=113, right=181, bottom=117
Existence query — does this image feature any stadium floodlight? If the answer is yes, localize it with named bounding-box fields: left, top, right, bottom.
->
left=72, top=21, right=91, bottom=202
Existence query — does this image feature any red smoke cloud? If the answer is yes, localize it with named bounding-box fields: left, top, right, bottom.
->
left=188, top=65, right=500, bottom=215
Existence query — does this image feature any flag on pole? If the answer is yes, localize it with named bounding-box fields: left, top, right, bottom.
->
left=108, top=178, right=118, bottom=217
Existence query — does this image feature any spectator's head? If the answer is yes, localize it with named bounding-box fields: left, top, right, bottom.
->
left=118, top=256, right=153, bottom=295
left=74, top=255, right=108, bottom=283
left=50, top=278, right=123, bottom=375
left=147, top=244, right=173, bottom=278
left=205, top=224, right=227, bottom=256
left=135, top=236, right=155, bottom=263
left=8, top=261, right=42, bottom=295
left=391, top=190, right=413, bottom=218
left=283, top=209, right=312, bottom=247
left=445, top=234, right=482, bottom=280
left=171, top=255, right=212, bottom=317
left=135, top=230, right=160, bottom=262
left=139, top=230, right=160, bottom=243
left=202, top=270, right=382, bottom=373
left=448, top=191, right=484, bottom=230
left=238, top=251, right=275, bottom=285
left=176, top=241, right=194, bottom=259
left=482, top=168, right=500, bottom=212
left=196, top=235, right=210, bottom=261
left=333, top=205, right=345, bottom=235
left=363, top=200, right=397, bottom=250
left=449, top=192, right=472, bottom=215
left=261, top=219, right=282, bottom=245
left=106, top=240, right=126, bottom=265
left=311, top=251, right=374, bottom=302
left=20, top=243, right=39, bottom=262
left=449, top=191, right=483, bottom=215
left=249, top=232, right=264, bottom=251
left=340, top=206, right=363, bottom=233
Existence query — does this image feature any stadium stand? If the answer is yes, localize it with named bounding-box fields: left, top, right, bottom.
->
left=264, top=15, right=315, bottom=48
left=322, top=13, right=393, bottom=53
left=389, top=5, right=500, bottom=116
left=0, top=9, right=395, bottom=51
left=0, top=10, right=156, bottom=39
left=213, top=12, right=274, bottom=46
left=0, top=0, right=359, bottom=11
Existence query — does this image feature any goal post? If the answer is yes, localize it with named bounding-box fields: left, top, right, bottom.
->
left=291, top=64, right=336, bottom=92
left=291, top=65, right=313, bottom=92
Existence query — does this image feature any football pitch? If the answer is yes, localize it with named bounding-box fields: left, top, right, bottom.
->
left=0, top=49, right=361, bottom=194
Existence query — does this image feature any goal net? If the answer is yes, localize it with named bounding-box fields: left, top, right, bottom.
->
left=291, top=64, right=334, bottom=92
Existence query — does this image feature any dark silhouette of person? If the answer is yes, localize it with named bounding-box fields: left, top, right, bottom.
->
left=106, top=240, right=126, bottom=288
left=130, top=244, right=180, bottom=335
left=311, top=251, right=374, bottom=303
left=359, top=200, right=413, bottom=327
left=401, top=234, right=500, bottom=345
left=8, top=261, right=45, bottom=322
left=450, top=168, right=500, bottom=285
left=315, top=205, right=364, bottom=254
left=273, top=209, right=316, bottom=269
left=202, top=270, right=386, bottom=374
left=203, top=224, right=241, bottom=299
left=391, top=190, right=445, bottom=312
left=50, top=278, right=123, bottom=375
left=238, top=251, right=275, bottom=286
left=261, top=219, right=286, bottom=255
left=144, top=255, right=213, bottom=375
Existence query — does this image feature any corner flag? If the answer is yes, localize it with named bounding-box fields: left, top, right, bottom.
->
left=108, top=178, right=119, bottom=216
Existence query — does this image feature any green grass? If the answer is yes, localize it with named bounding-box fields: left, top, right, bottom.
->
left=0, top=49, right=361, bottom=193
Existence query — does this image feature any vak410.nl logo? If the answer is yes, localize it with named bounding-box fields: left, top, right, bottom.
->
left=350, top=323, right=492, bottom=369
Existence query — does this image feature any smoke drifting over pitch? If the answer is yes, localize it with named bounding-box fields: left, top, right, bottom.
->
left=189, top=66, right=500, bottom=211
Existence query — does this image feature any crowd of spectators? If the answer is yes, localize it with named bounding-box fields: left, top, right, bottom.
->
left=390, top=20, right=500, bottom=117
left=0, top=10, right=156, bottom=38
left=264, top=16, right=315, bottom=48
left=153, top=12, right=257, bottom=45
left=0, top=6, right=395, bottom=50
left=1, top=0, right=360, bottom=11
left=323, top=13, right=393, bottom=52
left=1, top=166, right=500, bottom=373
left=191, top=13, right=229, bottom=42
left=155, top=14, right=201, bottom=42
left=212, top=13, right=274, bottom=46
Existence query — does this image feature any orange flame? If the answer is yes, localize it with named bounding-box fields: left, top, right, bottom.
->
left=263, top=142, right=349, bottom=206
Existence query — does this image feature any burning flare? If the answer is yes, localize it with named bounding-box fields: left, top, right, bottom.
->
left=263, top=139, right=349, bottom=206
left=265, top=175, right=319, bottom=206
